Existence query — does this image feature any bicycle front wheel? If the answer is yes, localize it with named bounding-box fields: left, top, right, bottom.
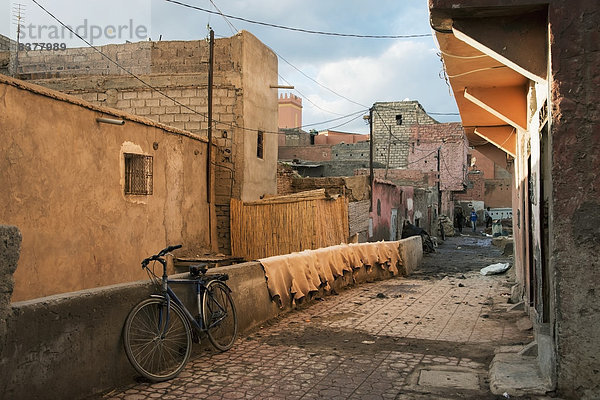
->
left=123, top=298, right=192, bottom=382
left=202, top=281, right=238, bottom=351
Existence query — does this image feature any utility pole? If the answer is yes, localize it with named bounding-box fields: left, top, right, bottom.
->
left=207, top=28, right=214, bottom=203
left=207, top=28, right=214, bottom=248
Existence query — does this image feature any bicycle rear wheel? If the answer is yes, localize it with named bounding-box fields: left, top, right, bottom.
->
left=123, top=298, right=192, bottom=381
left=202, top=281, right=238, bottom=351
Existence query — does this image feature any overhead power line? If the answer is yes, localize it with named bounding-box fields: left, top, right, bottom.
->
left=30, top=0, right=395, bottom=137
left=164, top=0, right=431, bottom=39
left=328, top=112, right=368, bottom=130
left=300, top=109, right=368, bottom=129
left=30, top=0, right=208, bottom=123
left=276, top=52, right=369, bottom=109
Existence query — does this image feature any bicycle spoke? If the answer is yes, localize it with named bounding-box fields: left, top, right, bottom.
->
left=123, top=299, right=191, bottom=381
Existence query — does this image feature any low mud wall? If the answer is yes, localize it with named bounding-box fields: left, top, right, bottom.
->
left=0, top=233, right=422, bottom=399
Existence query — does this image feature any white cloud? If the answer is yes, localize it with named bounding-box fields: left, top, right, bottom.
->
left=292, top=40, right=458, bottom=134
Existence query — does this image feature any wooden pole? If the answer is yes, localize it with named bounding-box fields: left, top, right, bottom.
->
left=207, top=28, right=214, bottom=203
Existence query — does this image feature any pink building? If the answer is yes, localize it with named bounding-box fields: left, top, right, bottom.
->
left=314, top=130, right=369, bottom=145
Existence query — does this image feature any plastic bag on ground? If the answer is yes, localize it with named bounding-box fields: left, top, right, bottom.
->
left=480, top=262, right=511, bottom=276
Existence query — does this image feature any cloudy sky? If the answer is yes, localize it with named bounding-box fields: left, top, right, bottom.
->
left=2, top=0, right=460, bottom=134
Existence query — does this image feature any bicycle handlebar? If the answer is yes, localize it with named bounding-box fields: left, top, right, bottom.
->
left=159, top=244, right=182, bottom=256
left=141, top=244, right=182, bottom=268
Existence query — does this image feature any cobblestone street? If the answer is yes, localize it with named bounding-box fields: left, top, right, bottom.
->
left=102, top=235, right=532, bottom=400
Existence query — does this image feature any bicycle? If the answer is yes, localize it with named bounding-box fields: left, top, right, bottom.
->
left=122, top=244, right=238, bottom=382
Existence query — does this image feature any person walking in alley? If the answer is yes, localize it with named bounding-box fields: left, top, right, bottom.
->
left=456, top=208, right=464, bottom=233
left=485, top=207, right=492, bottom=228
left=470, top=208, right=478, bottom=232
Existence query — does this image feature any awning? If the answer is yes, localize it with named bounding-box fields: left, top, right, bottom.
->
left=430, top=1, right=548, bottom=159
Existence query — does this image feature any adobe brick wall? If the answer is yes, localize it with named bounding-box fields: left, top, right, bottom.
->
left=484, top=180, right=512, bottom=208
left=372, top=101, right=437, bottom=168
left=355, top=168, right=437, bottom=189
left=348, top=200, right=370, bottom=242
left=14, top=33, right=278, bottom=254
left=291, top=176, right=370, bottom=202
left=331, top=141, right=370, bottom=162
left=279, top=129, right=313, bottom=147
left=472, top=149, right=495, bottom=179
left=407, top=122, right=467, bottom=192
left=0, top=225, right=21, bottom=339
left=454, top=171, right=485, bottom=202
left=549, top=1, right=600, bottom=397
left=16, top=40, right=243, bottom=254
left=0, top=35, right=11, bottom=75
left=0, top=35, right=12, bottom=51
left=278, top=145, right=331, bottom=162
left=314, top=131, right=369, bottom=145
left=277, top=163, right=298, bottom=195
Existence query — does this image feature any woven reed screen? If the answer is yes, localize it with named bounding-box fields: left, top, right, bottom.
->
left=230, top=190, right=349, bottom=260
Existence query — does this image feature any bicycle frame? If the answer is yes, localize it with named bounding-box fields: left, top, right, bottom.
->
left=169, top=278, right=230, bottom=330
left=167, top=279, right=205, bottom=332
left=150, top=257, right=228, bottom=335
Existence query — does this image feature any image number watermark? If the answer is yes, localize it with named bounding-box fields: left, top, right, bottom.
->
left=19, top=42, right=67, bottom=51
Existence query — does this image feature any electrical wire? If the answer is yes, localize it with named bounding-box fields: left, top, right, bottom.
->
left=327, top=112, right=367, bottom=130
left=30, top=0, right=353, bottom=138
left=164, top=0, right=432, bottom=39
left=278, top=73, right=344, bottom=116
left=205, top=0, right=359, bottom=118
left=405, top=148, right=439, bottom=166
left=438, top=49, right=487, bottom=60
left=446, top=65, right=507, bottom=79
left=29, top=0, right=208, bottom=122
left=31, top=0, right=443, bottom=139
left=300, top=109, right=368, bottom=129
left=276, top=52, right=368, bottom=109
left=205, top=1, right=455, bottom=125
left=208, top=0, right=237, bottom=35
left=372, top=103, right=459, bottom=116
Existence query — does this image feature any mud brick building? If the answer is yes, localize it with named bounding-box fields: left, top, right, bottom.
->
left=430, top=0, right=600, bottom=397
left=0, top=75, right=214, bottom=301
left=0, top=34, right=13, bottom=75
left=9, top=31, right=278, bottom=254
left=371, top=101, right=438, bottom=169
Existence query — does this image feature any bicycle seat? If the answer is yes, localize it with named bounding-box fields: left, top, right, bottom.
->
left=189, top=264, right=208, bottom=277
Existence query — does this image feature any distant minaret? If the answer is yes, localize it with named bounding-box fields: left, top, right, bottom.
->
left=278, top=93, right=303, bottom=129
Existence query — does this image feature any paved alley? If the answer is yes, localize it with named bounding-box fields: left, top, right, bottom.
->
left=102, top=235, right=533, bottom=400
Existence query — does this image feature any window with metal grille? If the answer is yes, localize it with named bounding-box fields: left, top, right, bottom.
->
left=257, top=131, right=264, bottom=159
left=124, top=153, right=153, bottom=195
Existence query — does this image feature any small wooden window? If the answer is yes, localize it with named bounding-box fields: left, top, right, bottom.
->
left=257, top=131, right=264, bottom=159
left=124, top=153, right=153, bottom=195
